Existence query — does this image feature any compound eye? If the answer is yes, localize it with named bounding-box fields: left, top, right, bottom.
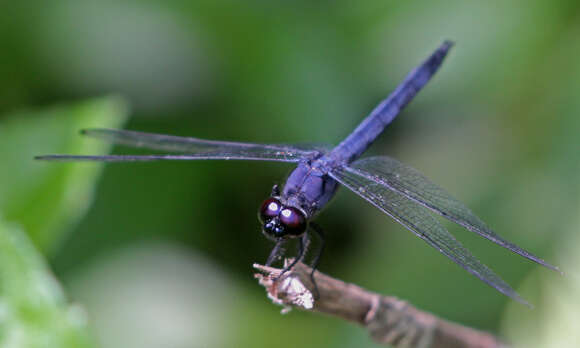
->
left=279, top=207, right=307, bottom=236
left=259, top=198, right=281, bottom=222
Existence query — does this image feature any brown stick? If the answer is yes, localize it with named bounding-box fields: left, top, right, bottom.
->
left=254, top=261, right=508, bottom=348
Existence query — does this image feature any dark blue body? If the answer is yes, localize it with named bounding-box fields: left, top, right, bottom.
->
left=37, top=41, right=560, bottom=304
left=282, top=42, right=451, bottom=218
left=282, top=155, right=338, bottom=218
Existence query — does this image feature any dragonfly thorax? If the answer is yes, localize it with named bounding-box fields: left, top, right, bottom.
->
left=282, top=160, right=340, bottom=218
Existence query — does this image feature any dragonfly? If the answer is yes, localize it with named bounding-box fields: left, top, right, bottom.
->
left=36, top=41, right=559, bottom=305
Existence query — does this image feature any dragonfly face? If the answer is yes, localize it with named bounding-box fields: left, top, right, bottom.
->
left=259, top=197, right=308, bottom=240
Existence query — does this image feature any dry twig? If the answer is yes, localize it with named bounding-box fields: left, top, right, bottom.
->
left=254, top=261, right=508, bottom=348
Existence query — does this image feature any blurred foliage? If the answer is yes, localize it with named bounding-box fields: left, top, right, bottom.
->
left=0, top=217, right=93, bottom=348
left=0, top=97, right=127, bottom=348
left=502, top=209, right=580, bottom=347
left=0, top=1, right=578, bottom=348
left=0, top=97, right=128, bottom=252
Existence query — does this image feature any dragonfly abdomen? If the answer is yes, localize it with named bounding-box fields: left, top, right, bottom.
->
left=329, top=41, right=453, bottom=164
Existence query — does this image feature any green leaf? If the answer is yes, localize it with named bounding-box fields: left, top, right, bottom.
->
left=501, top=209, right=580, bottom=348
left=0, top=96, right=129, bottom=252
left=0, top=215, right=94, bottom=348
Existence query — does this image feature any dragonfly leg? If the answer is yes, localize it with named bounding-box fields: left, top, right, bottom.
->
left=266, top=240, right=286, bottom=267
left=275, top=233, right=308, bottom=280
left=309, top=222, right=325, bottom=299
left=270, top=184, right=281, bottom=197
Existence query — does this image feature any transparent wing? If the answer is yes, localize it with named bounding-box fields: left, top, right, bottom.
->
left=329, top=167, right=529, bottom=305
left=35, top=128, right=323, bottom=163
left=346, top=156, right=559, bottom=273
left=34, top=154, right=307, bottom=162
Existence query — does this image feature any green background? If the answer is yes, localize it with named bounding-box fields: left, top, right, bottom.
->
left=0, top=1, right=578, bottom=347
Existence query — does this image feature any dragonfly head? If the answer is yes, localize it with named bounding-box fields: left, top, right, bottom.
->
left=259, top=197, right=307, bottom=240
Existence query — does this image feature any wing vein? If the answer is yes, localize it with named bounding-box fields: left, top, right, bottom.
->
left=329, top=168, right=529, bottom=305
left=345, top=156, right=559, bottom=273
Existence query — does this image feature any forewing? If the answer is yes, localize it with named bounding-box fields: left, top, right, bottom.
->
left=36, top=128, right=321, bottom=163
left=329, top=167, right=529, bottom=305
left=347, top=156, right=559, bottom=272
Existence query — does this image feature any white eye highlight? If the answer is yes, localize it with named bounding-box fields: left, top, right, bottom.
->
left=281, top=209, right=292, bottom=218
